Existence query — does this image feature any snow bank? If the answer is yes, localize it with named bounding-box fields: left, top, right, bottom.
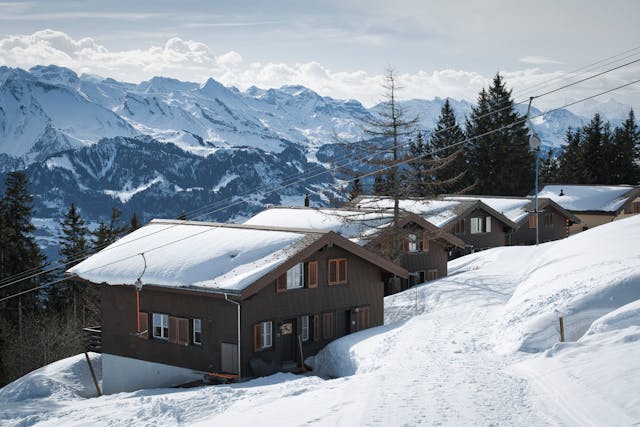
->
left=497, top=215, right=640, bottom=353
left=0, top=353, right=101, bottom=403
left=584, top=298, right=640, bottom=335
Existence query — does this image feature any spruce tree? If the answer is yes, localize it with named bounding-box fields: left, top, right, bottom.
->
left=129, top=212, right=141, bottom=232
left=556, top=128, right=585, bottom=183
left=427, top=100, right=468, bottom=193
left=407, top=131, right=429, bottom=196
left=611, top=110, right=639, bottom=184
left=465, top=74, right=535, bottom=195
left=581, top=113, right=610, bottom=184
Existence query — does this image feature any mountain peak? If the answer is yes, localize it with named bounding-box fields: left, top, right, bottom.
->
left=199, top=77, right=229, bottom=97
left=29, top=65, right=79, bottom=86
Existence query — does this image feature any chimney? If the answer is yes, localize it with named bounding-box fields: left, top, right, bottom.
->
left=304, top=193, right=310, bottom=207
left=559, top=189, right=564, bottom=196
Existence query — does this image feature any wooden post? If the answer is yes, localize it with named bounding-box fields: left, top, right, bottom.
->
left=559, top=317, right=565, bottom=342
left=85, top=352, right=102, bottom=397
left=18, top=297, right=23, bottom=373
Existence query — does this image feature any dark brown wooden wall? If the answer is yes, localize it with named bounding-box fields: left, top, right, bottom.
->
left=445, top=208, right=508, bottom=251
left=399, top=240, right=449, bottom=278
left=100, top=284, right=237, bottom=373
left=509, top=211, right=568, bottom=245
left=241, top=245, right=385, bottom=377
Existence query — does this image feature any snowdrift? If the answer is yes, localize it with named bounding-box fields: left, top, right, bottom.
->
left=497, top=215, right=640, bottom=353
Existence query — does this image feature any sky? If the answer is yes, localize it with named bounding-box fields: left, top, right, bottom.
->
left=0, top=0, right=639, bottom=110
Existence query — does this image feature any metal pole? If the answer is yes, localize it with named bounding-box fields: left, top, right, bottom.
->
left=225, top=294, right=241, bottom=381
left=528, top=97, right=540, bottom=246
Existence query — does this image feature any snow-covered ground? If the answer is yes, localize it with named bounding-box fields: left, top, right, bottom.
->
left=1, top=216, right=639, bottom=426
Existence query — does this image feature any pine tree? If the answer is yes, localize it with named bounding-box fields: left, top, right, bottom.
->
left=427, top=100, right=468, bottom=193
left=539, top=149, right=559, bottom=187
left=92, top=220, right=110, bottom=251
left=407, top=131, right=429, bottom=196
left=54, top=203, right=89, bottom=314
left=556, top=128, right=585, bottom=183
left=129, top=212, right=141, bottom=232
left=611, top=110, right=639, bottom=184
left=0, top=171, right=48, bottom=385
left=465, top=74, right=535, bottom=195
left=581, top=113, right=610, bottom=184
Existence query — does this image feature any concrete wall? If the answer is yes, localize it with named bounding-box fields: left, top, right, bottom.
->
left=102, top=353, right=204, bottom=394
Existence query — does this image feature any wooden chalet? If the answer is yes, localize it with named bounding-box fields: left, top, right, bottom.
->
left=68, top=219, right=407, bottom=393
left=349, top=196, right=518, bottom=258
left=245, top=206, right=465, bottom=293
left=537, top=185, right=640, bottom=234
left=442, top=195, right=580, bottom=245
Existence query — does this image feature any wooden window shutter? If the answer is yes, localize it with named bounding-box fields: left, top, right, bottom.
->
left=529, top=215, right=537, bottom=229
left=138, top=312, right=149, bottom=339
left=168, top=316, right=179, bottom=344
left=313, top=314, right=320, bottom=341
left=422, top=232, right=429, bottom=253
left=307, top=261, right=318, bottom=288
left=177, top=318, right=189, bottom=346
left=401, top=237, right=408, bottom=252
left=253, top=323, right=262, bottom=352
left=276, top=273, right=287, bottom=293
left=338, top=259, right=347, bottom=283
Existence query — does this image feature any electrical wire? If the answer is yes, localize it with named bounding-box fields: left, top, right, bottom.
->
left=2, top=77, right=638, bottom=304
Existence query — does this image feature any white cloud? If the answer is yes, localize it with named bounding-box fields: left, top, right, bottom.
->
left=520, top=56, right=563, bottom=65
left=0, top=30, right=637, bottom=111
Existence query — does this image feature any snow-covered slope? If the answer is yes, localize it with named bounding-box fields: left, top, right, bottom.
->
left=1, top=216, right=637, bottom=425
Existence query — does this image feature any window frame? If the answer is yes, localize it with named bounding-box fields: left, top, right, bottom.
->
left=407, top=233, right=418, bottom=252
left=328, top=258, right=348, bottom=285
left=470, top=216, right=491, bottom=234
left=193, top=318, right=202, bottom=345
left=286, top=263, right=304, bottom=290
left=152, top=313, right=169, bottom=340
left=262, top=320, right=272, bottom=349
left=301, top=315, right=310, bottom=342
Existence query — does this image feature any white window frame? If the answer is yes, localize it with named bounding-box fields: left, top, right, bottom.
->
left=471, top=217, right=491, bottom=234
left=408, top=233, right=418, bottom=252
left=286, top=263, right=304, bottom=289
left=485, top=216, right=491, bottom=233
left=152, top=313, right=169, bottom=340
left=193, top=318, right=202, bottom=345
left=262, top=321, right=272, bottom=348
left=301, top=315, right=309, bottom=342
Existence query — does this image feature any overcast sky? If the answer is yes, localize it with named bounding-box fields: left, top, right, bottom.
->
left=1, top=0, right=639, bottom=110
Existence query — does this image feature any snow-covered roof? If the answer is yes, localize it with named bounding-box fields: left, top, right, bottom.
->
left=443, top=196, right=532, bottom=223
left=245, top=206, right=465, bottom=248
left=68, top=219, right=326, bottom=293
left=537, top=185, right=639, bottom=213
left=351, top=197, right=466, bottom=227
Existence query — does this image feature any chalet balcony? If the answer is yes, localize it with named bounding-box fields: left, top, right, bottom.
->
left=83, top=326, right=102, bottom=353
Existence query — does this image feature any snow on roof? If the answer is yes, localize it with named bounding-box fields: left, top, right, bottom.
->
left=443, top=196, right=532, bottom=223
left=68, top=220, right=325, bottom=292
left=352, top=197, right=468, bottom=227
left=537, top=185, right=637, bottom=213
left=244, top=207, right=399, bottom=245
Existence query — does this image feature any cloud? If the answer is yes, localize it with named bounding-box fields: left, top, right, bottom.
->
left=0, top=30, right=637, bottom=111
left=520, top=56, right=563, bottom=65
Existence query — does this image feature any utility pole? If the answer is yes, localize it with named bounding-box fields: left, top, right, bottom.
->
left=527, top=97, right=542, bottom=246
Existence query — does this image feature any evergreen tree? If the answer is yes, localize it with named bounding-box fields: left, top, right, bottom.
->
left=556, top=128, right=585, bottom=183
left=407, top=131, right=429, bottom=196
left=347, top=177, right=362, bottom=201
left=427, top=100, right=468, bottom=193
left=107, top=207, right=126, bottom=241
left=92, top=220, right=110, bottom=251
left=129, top=212, right=141, bottom=232
left=581, top=113, right=610, bottom=184
left=464, top=74, right=535, bottom=195
left=539, top=149, right=559, bottom=187
left=0, top=171, right=48, bottom=385
left=54, top=203, right=89, bottom=314
left=611, top=110, right=639, bottom=184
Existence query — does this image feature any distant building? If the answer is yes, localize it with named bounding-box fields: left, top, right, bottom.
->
left=349, top=197, right=518, bottom=258
left=68, top=219, right=407, bottom=393
left=536, top=185, right=640, bottom=234
left=245, top=206, right=464, bottom=293
left=442, top=195, right=580, bottom=245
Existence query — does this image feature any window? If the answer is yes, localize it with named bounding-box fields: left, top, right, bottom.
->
left=470, top=217, right=491, bottom=234
left=253, top=321, right=273, bottom=351
left=307, top=261, right=318, bottom=288
left=301, top=315, right=310, bottom=342
left=152, top=313, right=169, bottom=340
left=313, top=314, right=320, bottom=341
left=453, top=219, right=465, bottom=234
left=328, top=259, right=347, bottom=285
left=407, top=234, right=418, bottom=252
left=286, top=263, right=304, bottom=289
left=322, top=312, right=335, bottom=339
left=426, top=269, right=438, bottom=281
left=528, top=215, right=537, bottom=229
left=193, top=318, right=202, bottom=345
left=544, top=213, right=553, bottom=227
left=356, top=307, right=370, bottom=331
left=624, top=201, right=640, bottom=214
left=169, top=316, right=189, bottom=346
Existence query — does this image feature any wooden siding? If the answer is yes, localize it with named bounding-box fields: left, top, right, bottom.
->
left=399, top=239, right=449, bottom=281
left=100, top=284, right=237, bottom=374
left=240, top=244, right=385, bottom=377
left=509, top=210, right=569, bottom=245
left=444, top=208, right=509, bottom=255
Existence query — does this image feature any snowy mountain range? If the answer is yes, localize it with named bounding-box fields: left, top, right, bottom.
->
left=0, top=65, right=633, bottom=256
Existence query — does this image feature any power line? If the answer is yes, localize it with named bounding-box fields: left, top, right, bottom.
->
left=2, top=77, right=638, bottom=304
left=2, top=56, right=639, bottom=292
